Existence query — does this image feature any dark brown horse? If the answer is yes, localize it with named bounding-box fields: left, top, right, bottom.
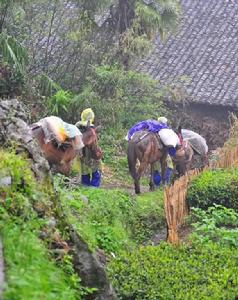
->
left=32, top=125, right=101, bottom=176
left=127, top=131, right=168, bottom=194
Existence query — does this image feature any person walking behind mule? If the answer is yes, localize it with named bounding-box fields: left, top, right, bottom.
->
left=76, top=108, right=102, bottom=187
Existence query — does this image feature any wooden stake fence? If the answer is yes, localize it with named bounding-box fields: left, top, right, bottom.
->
left=164, top=145, right=238, bottom=245
left=164, top=169, right=200, bottom=245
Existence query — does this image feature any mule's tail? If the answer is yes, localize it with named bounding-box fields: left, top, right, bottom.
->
left=127, top=141, right=139, bottom=180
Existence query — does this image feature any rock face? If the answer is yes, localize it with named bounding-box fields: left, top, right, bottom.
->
left=71, top=229, right=117, bottom=300
left=0, top=99, right=50, bottom=180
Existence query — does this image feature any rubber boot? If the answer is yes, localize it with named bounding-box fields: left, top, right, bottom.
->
left=91, top=170, right=101, bottom=187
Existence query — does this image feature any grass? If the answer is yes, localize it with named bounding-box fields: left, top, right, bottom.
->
left=1, top=219, right=79, bottom=300
left=57, top=180, right=166, bottom=255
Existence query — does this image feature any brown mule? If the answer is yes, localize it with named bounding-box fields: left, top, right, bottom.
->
left=127, top=131, right=168, bottom=194
left=32, top=125, right=101, bottom=176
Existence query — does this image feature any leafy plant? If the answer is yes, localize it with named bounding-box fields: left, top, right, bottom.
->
left=0, top=32, right=28, bottom=75
left=108, top=242, right=238, bottom=300
left=1, top=220, right=80, bottom=300
left=187, top=168, right=238, bottom=210
left=190, top=205, right=238, bottom=247
left=47, top=89, right=73, bottom=116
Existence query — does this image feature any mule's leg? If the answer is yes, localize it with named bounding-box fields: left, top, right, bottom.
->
left=135, top=161, right=148, bottom=194
left=160, top=153, right=168, bottom=184
left=149, top=163, right=155, bottom=191
left=134, top=178, right=140, bottom=194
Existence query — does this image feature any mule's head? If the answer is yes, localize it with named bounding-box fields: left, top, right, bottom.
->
left=81, top=125, right=102, bottom=160
left=173, top=146, right=188, bottom=176
left=173, top=142, right=194, bottom=176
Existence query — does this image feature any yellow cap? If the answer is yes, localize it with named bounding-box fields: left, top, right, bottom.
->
left=76, top=108, right=95, bottom=126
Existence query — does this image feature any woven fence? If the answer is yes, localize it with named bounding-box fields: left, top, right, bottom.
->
left=164, top=144, right=238, bottom=245
left=164, top=169, right=200, bottom=245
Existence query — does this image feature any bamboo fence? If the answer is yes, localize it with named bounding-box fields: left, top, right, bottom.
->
left=164, top=144, right=238, bottom=245
left=164, top=169, right=200, bottom=245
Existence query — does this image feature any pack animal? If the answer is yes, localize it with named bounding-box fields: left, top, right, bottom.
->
left=173, top=141, right=208, bottom=175
left=32, top=123, right=101, bottom=176
left=127, top=131, right=168, bottom=194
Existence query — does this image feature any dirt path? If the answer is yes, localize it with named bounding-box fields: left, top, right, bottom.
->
left=0, top=238, right=4, bottom=300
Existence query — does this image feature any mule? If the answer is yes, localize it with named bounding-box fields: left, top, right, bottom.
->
left=173, top=141, right=208, bottom=176
left=32, top=124, right=101, bottom=176
left=127, top=131, right=168, bottom=194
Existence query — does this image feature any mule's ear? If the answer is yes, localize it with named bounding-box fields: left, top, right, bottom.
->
left=95, top=125, right=102, bottom=133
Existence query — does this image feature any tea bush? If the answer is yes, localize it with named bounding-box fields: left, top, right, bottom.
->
left=190, top=205, right=238, bottom=247
left=187, top=168, right=238, bottom=210
left=108, top=242, right=238, bottom=300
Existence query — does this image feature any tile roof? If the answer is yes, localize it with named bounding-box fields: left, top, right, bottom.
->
left=137, top=0, right=238, bottom=107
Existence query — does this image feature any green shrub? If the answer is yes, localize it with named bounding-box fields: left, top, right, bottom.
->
left=0, top=150, right=36, bottom=217
left=47, top=89, right=73, bottom=116
left=2, top=220, right=79, bottom=300
left=108, top=242, right=238, bottom=300
left=187, top=168, right=238, bottom=210
left=190, top=205, right=238, bottom=247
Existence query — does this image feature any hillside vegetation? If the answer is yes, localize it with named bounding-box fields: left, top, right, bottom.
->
left=1, top=1, right=238, bottom=299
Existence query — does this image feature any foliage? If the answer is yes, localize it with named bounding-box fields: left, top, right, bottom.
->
left=1, top=219, right=79, bottom=300
left=0, top=62, right=24, bottom=97
left=36, top=73, right=61, bottom=97
left=190, top=205, right=238, bottom=247
left=187, top=168, right=238, bottom=210
left=68, top=64, right=167, bottom=126
left=56, top=180, right=165, bottom=254
left=118, top=0, right=181, bottom=62
left=47, top=89, right=73, bottom=116
left=0, top=32, right=28, bottom=74
left=0, top=149, right=90, bottom=299
left=108, top=242, right=238, bottom=300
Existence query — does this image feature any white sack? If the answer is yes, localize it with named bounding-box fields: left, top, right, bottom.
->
left=159, top=128, right=180, bottom=147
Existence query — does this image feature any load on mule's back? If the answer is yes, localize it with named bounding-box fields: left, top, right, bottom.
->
left=127, top=117, right=180, bottom=194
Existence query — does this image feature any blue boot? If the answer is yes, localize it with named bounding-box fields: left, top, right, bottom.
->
left=153, top=171, right=162, bottom=186
left=81, top=174, right=91, bottom=186
left=91, top=170, right=101, bottom=187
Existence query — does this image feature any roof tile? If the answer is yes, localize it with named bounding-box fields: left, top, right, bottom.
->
left=136, top=0, right=238, bottom=107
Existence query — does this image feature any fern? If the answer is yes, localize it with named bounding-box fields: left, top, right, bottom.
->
left=0, top=32, right=28, bottom=74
